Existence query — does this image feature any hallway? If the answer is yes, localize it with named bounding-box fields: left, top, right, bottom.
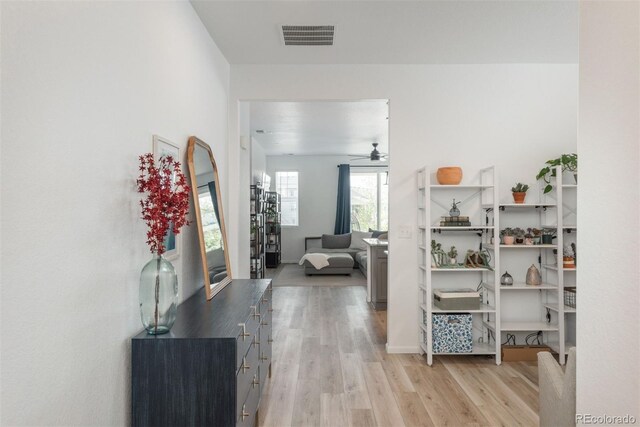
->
left=259, top=286, right=540, bottom=427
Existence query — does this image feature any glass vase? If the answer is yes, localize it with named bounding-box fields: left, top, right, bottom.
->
left=139, top=254, right=178, bottom=335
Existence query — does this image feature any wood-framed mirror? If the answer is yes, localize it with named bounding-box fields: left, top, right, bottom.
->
left=187, top=136, right=231, bottom=300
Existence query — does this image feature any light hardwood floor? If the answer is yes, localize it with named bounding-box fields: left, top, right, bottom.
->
left=258, top=285, right=540, bottom=427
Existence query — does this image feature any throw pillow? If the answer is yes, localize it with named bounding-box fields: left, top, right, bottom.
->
left=350, top=230, right=373, bottom=250
left=322, top=233, right=351, bottom=249
left=377, top=232, right=388, bottom=241
left=368, top=228, right=388, bottom=238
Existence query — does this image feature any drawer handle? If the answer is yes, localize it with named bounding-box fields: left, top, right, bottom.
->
left=261, top=320, right=269, bottom=326
left=268, top=308, right=274, bottom=313
left=251, top=305, right=261, bottom=319
left=262, top=297, right=269, bottom=303
left=253, top=339, right=260, bottom=347
left=241, top=357, right=251, bottom=372
left=238, top=323, right=250, bottom=340
left=260, top=353, right=268, bottom=362
left=241, top=405, right=250, bottom=420
left=268, top=337, right=274, bottom=344
left=252, top=374, right=259, bottom=388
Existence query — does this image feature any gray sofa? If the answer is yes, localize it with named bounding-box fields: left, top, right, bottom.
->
left=304, top=233, right=369, bottom=276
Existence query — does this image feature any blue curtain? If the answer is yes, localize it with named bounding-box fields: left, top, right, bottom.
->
left=334, top=164, right=351, bottom=234
left=208, top=181, right=221, bottom=228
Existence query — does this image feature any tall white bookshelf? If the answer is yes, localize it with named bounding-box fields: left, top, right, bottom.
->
left=544, top=166, right=577, bottom=363
left=484, top=166, right=576, bottom=365
left=417, top=166, right=501, bottom=366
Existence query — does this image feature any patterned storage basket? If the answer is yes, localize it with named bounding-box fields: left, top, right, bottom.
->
left=431, top=314, right=473, bottom=353
left=564, top=287, right=576, bottom=308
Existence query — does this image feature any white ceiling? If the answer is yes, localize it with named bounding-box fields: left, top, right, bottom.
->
left=250, top=100, right=389, bottom=156
left=191, top=1, right=578, bottom=65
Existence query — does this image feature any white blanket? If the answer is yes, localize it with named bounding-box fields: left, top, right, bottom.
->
left=299, top=253, right=330, bottom=270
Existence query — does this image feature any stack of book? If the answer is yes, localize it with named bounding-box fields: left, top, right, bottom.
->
left=440, top=216, right=471, bottom=227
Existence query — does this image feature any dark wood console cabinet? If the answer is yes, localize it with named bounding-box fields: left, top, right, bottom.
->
left=131, top=279, right=273, bottom=426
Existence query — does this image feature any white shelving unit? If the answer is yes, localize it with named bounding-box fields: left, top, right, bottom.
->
left=545, top=168, right=578, bottom=361
left=485, top=166, right=576, bottom=364
left=417, top=166, right=501, bottom=366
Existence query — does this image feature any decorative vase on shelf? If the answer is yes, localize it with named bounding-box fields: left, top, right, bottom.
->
left=140, top=254, right=178, bottom=335
left=501, top=271, right=514, bottom=286
left=526, top=264, right=542, bottom=286
left=436, top=167, right=463, bottom=185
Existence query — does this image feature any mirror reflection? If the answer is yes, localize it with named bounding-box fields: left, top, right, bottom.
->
left=188, top=137, right=231, bottom=300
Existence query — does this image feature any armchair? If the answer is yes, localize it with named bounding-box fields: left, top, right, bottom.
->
left=538, top=347, right=576, bottom=427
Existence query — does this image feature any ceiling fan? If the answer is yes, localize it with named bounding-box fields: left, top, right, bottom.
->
left=349, top=142, right=388, bottom=162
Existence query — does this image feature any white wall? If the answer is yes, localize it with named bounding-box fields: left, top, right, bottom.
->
left=266, top=155, right=368, bottom=262
left=251, top=138, right=267, bottom=185
left=0, top=2, right=229, bottom=425
left=577, top=1, right=639, bottom=419
left=229, top=64, right=577, bottom=352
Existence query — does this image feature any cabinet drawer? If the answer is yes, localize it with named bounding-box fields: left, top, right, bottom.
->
left=236, top=306, right=261, bottom=369
left=237, top=371, right=261, bottom=427
left=260, top=309, right=272, bottom=331
left=259, top=292, right=272, bottom=318
left=236, top=333, right=259, bottom=416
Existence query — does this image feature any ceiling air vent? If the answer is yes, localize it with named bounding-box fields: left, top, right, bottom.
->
left=282, top=25, right=334, bottom=46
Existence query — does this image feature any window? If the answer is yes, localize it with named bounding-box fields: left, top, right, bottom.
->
left=350, top=171, right=388, bottom=232
left=275, top=171, right=299, bottom=226
left=198, top=189, right=222, bottom=252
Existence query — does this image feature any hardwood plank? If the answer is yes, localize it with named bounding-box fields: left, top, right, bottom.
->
left=298, top=336, right=321, bottom=380
left=320, top=344, right=345, bottom=394
left=381, top=355, right=415, bottom=393
left=362, top=362, right=406, bottom=427
left=340, top=352, right=372, bottom=410
left=291, top=378, right=321, bottom=427
left=349, top=409, right=376, bottom=427
left=394, top=391, right=435, bottom=427
left=404, top=365, right=458, bottom=427
left=320, top=393, right=348, bottom=427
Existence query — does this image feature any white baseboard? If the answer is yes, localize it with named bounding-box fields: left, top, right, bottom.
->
left=385, top=343, right=421, bottom=354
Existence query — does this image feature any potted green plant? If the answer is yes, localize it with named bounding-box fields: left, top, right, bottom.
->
left=511, top=183, right=529, bottom=204
left=541, top=228, right=556, bottom=244
left=431, top=240, right=446, bottom=268
left=530, top=227, right=542, bottom=245
left=447, top=246, right=458, bottom=265
left=513, top=227, right=525, bottom=244
left=500, top=228, right=515, bottom=245
left=525, top=228, right=534, bottom=245
left=536, top=153, right=578, bottom=193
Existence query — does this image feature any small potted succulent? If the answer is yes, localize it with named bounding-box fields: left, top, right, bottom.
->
left=513, top=227, right=526, bottom=245
left=448, top=246, right=458, bottom=265
left=542, top=228, right=556, bottom=244
left=511, top=183, right=529, bottom=204
left=524, top=228, right=534, bottom=245
left=500, top=228, right=515, bottom=245
left=530, top=227, right=542, bottom=245
left=563, top=244, right=576, bottom=269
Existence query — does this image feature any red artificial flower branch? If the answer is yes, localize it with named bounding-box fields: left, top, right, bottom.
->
left=136, top=153, right=191, bottom=255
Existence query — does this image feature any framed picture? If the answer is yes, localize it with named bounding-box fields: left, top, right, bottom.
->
left=153, top=135, right=181, bottom=260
